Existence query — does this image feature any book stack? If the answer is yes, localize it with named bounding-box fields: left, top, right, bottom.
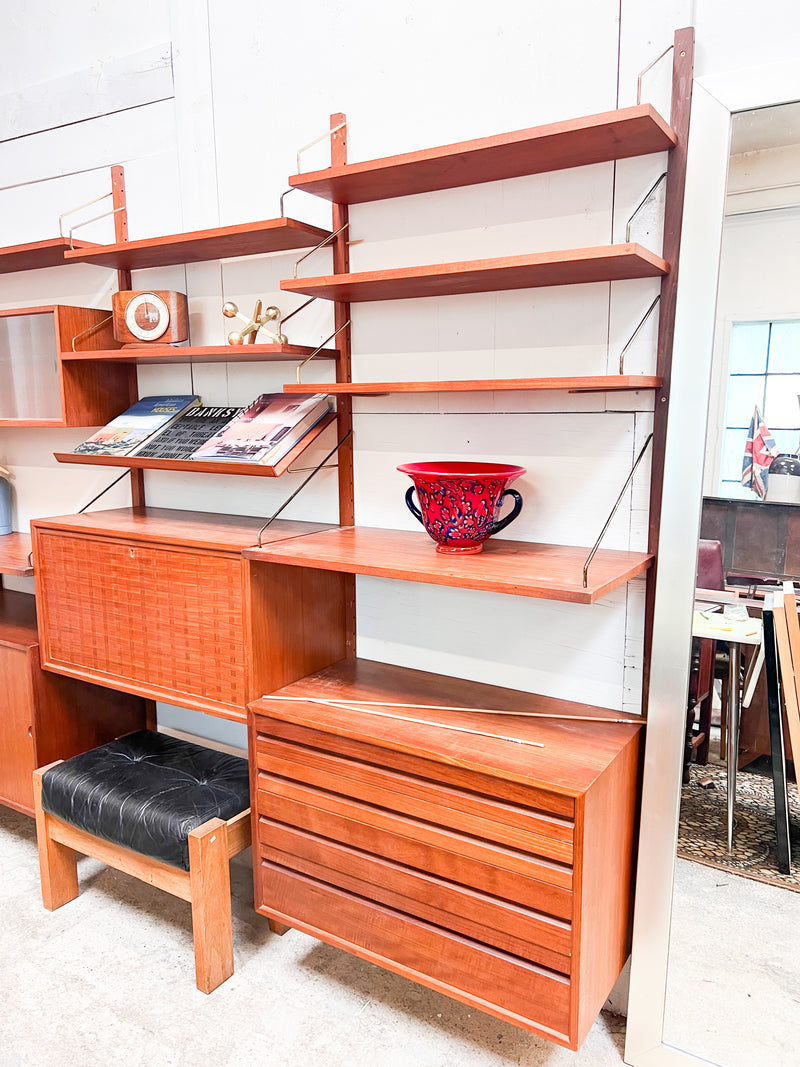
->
left=72, top=393, right=331, bottom=466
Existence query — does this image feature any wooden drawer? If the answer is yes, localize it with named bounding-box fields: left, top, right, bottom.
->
left=257, top=860, right=572, bottom=1042
left=248, top=663, right=642, bottom=1050
left=258, top=716, right=575, bottom=818
left=254, top=731, right=574, bottom=862
left=254, top=713, right=575, bottom=975
left=258, top=817, right=571, bottom=972
left=34, top=529, right=245, bottom=719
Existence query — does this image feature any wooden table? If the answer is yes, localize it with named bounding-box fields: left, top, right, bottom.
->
left=692, top=604, right=791, bottom=872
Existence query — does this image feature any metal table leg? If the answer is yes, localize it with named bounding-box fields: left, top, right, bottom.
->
left=762, top=604, right=792, bottom=874
left=726, top=641, right=740, bottom=854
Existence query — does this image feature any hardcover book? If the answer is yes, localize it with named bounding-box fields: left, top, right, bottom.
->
left=134, top=406, right=245, bottom=460
left=189, top=393, right=330, bottom=465
left=72, top=396, right=201, bottom=456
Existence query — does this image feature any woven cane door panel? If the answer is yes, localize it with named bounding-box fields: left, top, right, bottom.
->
left=37, top=532, right=245, bottom=718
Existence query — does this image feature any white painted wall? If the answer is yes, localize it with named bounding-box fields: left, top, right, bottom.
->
left=2, top=0, right=799, bottom=760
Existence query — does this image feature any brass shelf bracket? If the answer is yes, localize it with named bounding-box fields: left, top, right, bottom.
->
left=636, top=43, right=674, bottom=105
left=618, top=295, right=661, bottom=374
left=295, top=120, right=348, bottom=174
left=626, top=173, right=668, bottom=243
left=256, top=428, right=353, bottom=547
left=583, top=432, right=654, bottom=587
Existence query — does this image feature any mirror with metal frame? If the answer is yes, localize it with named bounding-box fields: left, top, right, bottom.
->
left=624, top=59, right=800, bottom=1067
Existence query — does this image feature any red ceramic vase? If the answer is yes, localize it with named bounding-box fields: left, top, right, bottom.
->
left=397, top=461, right=526, bottom=554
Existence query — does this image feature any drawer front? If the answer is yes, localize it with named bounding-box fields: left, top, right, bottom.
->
left=36, top=530, right=245, bottom=715
left=258, top=817, right=571, bottom=973
left=257, top=860, right=572, bottom=1042
left=255, top=734, right=573, bottom=863
left=259, top=717, right=575, bottom=818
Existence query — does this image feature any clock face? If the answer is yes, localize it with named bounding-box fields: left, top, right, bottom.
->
left=124, top=292, right=170, bottom=341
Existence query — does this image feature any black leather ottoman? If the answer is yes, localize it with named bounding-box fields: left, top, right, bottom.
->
left=33, top=730, right=252, bottom=992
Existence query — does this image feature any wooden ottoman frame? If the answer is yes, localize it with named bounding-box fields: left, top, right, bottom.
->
left=33, top=761, right=252, bottom=993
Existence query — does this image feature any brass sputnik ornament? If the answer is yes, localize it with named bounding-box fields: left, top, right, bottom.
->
left=222, top=300, right=287, bottom=345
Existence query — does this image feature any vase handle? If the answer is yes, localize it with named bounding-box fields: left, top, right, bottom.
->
left=491, top=489, right=523, bottom=534
left=404, top=486, right=424, bottom=525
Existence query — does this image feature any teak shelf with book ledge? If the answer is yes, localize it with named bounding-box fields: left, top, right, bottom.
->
left=60, top=343, right=340, bottom=366
left=54, top=412, right=337, bottom=479
left=0, top=237, right=100, bottom=274
left=281, top=244, right=668, bottom=303
left=243, top=526, right=654, bottom=604
left=288, top=104, right=676, bottom=204
left=284, top=375, right=662, bottom=396
left=62, top=217, right=332, bottom=271
left=0, top=533, right=33, bottom=577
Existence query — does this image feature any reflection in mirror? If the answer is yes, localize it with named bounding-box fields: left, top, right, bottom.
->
left=664, top=101, right=800, bottom=1067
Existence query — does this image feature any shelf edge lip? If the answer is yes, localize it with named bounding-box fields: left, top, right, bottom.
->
left=60, top=344, right=340, bottom=363
left=279, top=244, right=670, bottom=298
left=60, top=216, right=333, bottom=266
left=280, top=375, right=664, bottom=396
left=287, top=104, right=677, bottom=203
left=242, top=528, right=655, bottom=604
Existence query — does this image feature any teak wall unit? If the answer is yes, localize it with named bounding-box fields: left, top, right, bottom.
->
left=243, top=29, right=693, bottom=1051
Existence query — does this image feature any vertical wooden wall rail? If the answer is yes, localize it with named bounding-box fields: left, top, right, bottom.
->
left=110, top=164, right=145, bottom=508
left=330, top=113, right=357, bottom=657
left=642, top=27, right=695, bottom=710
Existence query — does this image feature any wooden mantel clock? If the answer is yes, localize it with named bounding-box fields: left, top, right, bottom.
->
left=112, top=290, right=189, bottom=345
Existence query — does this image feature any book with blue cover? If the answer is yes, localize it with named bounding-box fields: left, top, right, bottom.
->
left=72, top=395, right=201, bottom=456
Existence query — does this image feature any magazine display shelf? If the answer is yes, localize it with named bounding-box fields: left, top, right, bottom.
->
left=243, top=28, right=694, bottom=1053
left=53, top=411, right=337, bottom=478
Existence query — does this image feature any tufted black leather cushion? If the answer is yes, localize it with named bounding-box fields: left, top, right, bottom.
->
left=41, top=730, right=250, bottom=871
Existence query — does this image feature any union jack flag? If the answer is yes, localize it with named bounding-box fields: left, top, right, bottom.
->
left=741, top=405, right=777, bottom=499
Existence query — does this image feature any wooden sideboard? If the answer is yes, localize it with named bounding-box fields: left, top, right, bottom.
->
left=249, top=658, right=642, bottom=1051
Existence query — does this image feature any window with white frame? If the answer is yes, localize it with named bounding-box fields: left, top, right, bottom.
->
left=720, top=319, right=800, bottom=497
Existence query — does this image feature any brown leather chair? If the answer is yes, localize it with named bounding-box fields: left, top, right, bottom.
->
left=685, top=539, right=725, bottom=781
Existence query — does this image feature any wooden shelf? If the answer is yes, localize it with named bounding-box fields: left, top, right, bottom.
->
left=284, top=375, right=662, bottom=396
left=243, top=526, right=653, bottom=604
left=288, top=104, right=676, bottom=204
left=62, top=217, right=331, bottom=270
left=0, top=238, right=100, bottom=274
left=0, top=533, right=33, bottom=577
left=60, top=343, right=340, bottom=365
left=250, top=657, right=642, bottom=791
left=54, top=412, right=337, bottom=478
left=281, top=244, right=668, bottom=303
left=30, top=506, right=337, bottom=553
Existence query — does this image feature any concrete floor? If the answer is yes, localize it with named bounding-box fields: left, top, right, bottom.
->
left=664, top=855, right=800, bottom=1067
left=0, top=805, right=626, bottom=1067
left=3, top=802, right=797, bottom=1067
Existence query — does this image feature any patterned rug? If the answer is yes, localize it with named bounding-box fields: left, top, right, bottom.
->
left=677, top=761, right=800, bottom=891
